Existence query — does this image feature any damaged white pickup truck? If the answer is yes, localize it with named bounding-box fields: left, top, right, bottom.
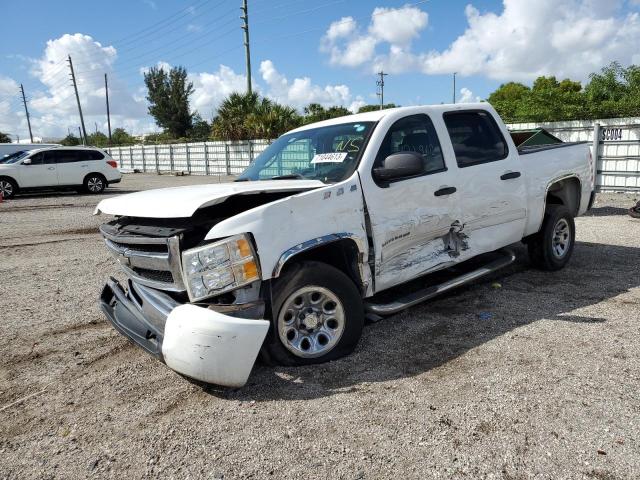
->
left=96, top=104, right=595, bottom=387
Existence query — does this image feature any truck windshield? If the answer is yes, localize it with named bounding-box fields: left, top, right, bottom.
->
left=237, top=121, right=374, bottom=183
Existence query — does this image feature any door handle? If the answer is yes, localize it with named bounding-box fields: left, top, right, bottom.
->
left=500, top=171, right=521, bottom=180
left=47, top=167, right=55, bottom=171
left=434, top=186, right=457, bottom=196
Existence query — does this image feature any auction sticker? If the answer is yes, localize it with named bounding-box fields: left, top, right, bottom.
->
left=311, top=152, right=348, bottom=164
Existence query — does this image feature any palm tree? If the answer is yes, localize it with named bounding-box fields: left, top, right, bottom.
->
left=211, top=92, right=268, bottom=140
left=246, top=103, right=301, bottom=139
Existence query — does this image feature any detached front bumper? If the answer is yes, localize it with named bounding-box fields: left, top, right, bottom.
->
left=100, top=278, right=269, bottom=387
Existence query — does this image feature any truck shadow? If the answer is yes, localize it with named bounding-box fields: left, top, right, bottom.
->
left=201, top=240, right=637, bottom=401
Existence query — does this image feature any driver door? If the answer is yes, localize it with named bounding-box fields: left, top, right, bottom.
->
left=359, top=114, right=463, bottom=293
left=19, top=151, right=59, bottom=188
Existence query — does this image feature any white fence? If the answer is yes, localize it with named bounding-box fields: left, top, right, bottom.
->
left=508, top=117, right=640, bottom=192
left=107, top=117, right=640, bottom=192
left=106, top=139, right=270, bottom=176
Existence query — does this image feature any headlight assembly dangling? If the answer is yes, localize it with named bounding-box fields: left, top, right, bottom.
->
left=181, top=234, right=260, bottom=301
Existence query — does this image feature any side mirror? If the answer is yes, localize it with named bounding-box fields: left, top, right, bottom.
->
left=373, top=151, right=423, bottom=183
left=22, top=158, right=32, bottom=165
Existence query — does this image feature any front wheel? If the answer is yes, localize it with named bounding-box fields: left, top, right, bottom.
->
left=0, top=178, right=17, bottom=199
left=527, top=205, right=575, bottom=271
left=263, top=261, right=364, bottom=366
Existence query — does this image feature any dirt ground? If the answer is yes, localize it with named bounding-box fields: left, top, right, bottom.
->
left=0, top=174, right=639, bottom=479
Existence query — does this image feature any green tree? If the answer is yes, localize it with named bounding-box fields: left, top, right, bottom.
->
left=357, top=103, right=398, bottom=113
left=188, top=114, right=211, bottom=141
left=144, top=65, right=194, bottom=138
left=211, top=92, right=269, bottom=140
left=111, top=128, right=136, bottom=146
left=302, top=103, right=351, bottom=124
left=0, top=132, right=11, bottom=143
left=246, top=103, right=301, bottom=139
left=86, top=131, right=109, bottom=147
left=60, top=134, right=80, bottom=146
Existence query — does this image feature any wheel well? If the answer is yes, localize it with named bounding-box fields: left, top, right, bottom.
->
left=0, top=175, right=18, bottom=189
left=84, top=172, right=107, bottom=184
left=546, top=177, right=581, bottom=216
left=277, top=239, right=364, bottom=293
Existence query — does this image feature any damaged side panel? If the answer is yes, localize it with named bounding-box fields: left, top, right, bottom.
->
left=203, top=175, right=374, bottom=296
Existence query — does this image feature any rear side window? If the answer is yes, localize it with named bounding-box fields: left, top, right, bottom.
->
left=81, top=150, right=105, bottom=160
left=443, top=111, right=508, bottom=168
left=375, top=114, right=446, bottom=176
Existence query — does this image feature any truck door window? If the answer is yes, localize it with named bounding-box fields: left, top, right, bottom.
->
left=443, top=111, right=508, bottom=168
left=374, top=114, right=445, bottom=177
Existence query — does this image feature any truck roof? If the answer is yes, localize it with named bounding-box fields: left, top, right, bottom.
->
left=288, top=102, right=490, bottom=133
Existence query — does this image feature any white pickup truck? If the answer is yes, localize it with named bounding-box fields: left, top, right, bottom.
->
left=95, top=104, right=594, bottom=387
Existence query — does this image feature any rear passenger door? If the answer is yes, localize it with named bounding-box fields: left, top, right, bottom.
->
left=442, top=110, right=527, bottom=259
left=360, top=114, right=463, bottom=292
left=52, top=150, right=83, bottom=185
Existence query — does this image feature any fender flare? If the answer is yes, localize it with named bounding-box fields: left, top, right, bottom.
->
left=271, top=232, right=368, bottom=279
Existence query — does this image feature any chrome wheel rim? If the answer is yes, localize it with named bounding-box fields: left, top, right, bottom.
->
left=87, top=177, right=103, bottom=192
left=552, top=218, right=571, bottom=258
left=277, top=285, right=345, bottom=358
left=0, top=180, right=13, bottom=197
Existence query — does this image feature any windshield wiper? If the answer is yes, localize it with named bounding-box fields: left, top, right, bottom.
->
left=234, top=177, right=250, bottom=182
left=270, top=173, right=304, bottom=180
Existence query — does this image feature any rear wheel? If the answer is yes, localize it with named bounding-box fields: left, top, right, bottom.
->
left=527, top=204, right=575, bottom=271
left=263, top=261, right=364, bottom=366
left=83, top=173, right=106, bottom=194
left=0, top=178, right=17, bottom=199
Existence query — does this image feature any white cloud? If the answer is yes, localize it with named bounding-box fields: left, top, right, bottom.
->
left=458, top=87, right=482, bottom=103
left=190, top=65, right=248, bottom=116
left=260, top=60, right=360, bottom=111
left=321, top=5, right=428, bottom=72
left=323, top=1, right=640, bottom=81
left=22, top=33, right=151, bottom=138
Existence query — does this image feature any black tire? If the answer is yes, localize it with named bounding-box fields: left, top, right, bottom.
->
left=0, top=177, right=17, bottom=199
left=83, top=173, right=106, bottom=194
left=262, top=261, right=364, bottom=366
left=527, top=204, right=575, bottom=271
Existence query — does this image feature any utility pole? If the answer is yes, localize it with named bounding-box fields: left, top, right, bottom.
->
left=452, top=72, right=457, bottom=104
left=78, top=126, right=83, bottom=144
left=376, top=71, right=388, bottom=110
left=68, top=55, right=87, bottom=145
left=240, top=0, right=252, bottom=94
left=95, top=122, right=98, bottom=134
left=20, top=84, right=34, bottom=143
left=105, top=73, right=112, bottom=145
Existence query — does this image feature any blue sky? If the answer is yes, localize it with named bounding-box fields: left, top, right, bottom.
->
left=1, top=0, right=640, bottom=139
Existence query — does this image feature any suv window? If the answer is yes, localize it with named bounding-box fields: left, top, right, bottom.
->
left=79, top=150, right=104, bottom=161
left=28, top=152, right=56, bottom=165
left=374, top=114, right=445, bottom=177
left=443, top=111, right=508, bottom=168
left=51, top=150, right=80, bottom=164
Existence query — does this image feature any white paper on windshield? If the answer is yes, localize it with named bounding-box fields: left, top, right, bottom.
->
left=310, top=152, right=348, bottom=164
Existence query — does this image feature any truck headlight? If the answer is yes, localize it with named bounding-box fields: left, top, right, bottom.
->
left=181, top=234, right=261, bottom=301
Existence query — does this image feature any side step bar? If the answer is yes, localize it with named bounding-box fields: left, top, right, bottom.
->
left=364, top=249, right=516, bottom=316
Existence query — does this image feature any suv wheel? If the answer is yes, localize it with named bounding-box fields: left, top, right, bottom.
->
left=84, top=174, right=106, bottom=194
left=0, top=178, right=17, bottom=199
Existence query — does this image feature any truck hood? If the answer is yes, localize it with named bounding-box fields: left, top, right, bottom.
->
left=94, top=179, right=325, bottom=218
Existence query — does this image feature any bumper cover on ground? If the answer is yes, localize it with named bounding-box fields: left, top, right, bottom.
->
left=100, top=278, right=270, bottom=387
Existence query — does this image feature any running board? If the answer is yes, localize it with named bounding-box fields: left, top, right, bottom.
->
left=364, top=249, right=516, bottom=316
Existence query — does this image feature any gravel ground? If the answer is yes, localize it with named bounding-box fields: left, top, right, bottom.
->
left=0, top=175, right=638, bottom=479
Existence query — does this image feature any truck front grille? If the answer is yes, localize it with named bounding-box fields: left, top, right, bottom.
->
left=100, top=225, right=185, bottom=292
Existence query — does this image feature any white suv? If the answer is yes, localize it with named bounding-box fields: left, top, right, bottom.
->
left=0, top=146, right=122, bottom=199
